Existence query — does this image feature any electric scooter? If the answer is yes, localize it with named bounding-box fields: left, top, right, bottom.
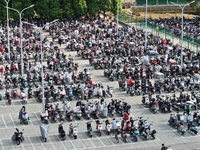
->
left=58, top=123, right=66, bottom=140
left=96, top=120, right=103, bottom=136
left=105, top=120, right=112, bottom=135
left=86, top=121, right=93, bottom=137
left=11, top=128, right=24, bottom=145
left=69, top=123, right=79, bottom=139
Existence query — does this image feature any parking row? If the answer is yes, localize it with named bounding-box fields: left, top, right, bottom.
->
left=0, top=130, right=161, bottom=150
left=0, top=111, right=131, bottom=129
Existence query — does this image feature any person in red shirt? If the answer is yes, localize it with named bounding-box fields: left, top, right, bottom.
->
left=127, top=77, right=132, bottom=86
left=89, top=78, right=93, bottom=85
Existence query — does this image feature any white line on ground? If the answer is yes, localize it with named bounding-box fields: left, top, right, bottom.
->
left=0, top=139, right=4, bottom=150
left=28, top=137, right=36, bottom=150
left=37, top=136, right=47, bottom=150
left=9, top=114, right=16, bottom=128
left=1, top=115, right=7, bottom=128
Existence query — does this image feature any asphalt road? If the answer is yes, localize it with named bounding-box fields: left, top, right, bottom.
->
left=0, top=30, right=200, bottom=150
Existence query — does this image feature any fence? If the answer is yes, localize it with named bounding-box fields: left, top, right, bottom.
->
left=136, top=0, right=187, bottom=5
left=135, top=19, right=199, bottom=52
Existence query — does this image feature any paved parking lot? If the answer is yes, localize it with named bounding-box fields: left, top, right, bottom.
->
left=0, top=31, right=200, bottom=150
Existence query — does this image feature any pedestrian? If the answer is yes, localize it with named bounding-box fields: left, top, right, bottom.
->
left=18, top=106, right=26, bottom=124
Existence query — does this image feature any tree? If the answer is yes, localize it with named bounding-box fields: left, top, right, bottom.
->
left=86, top=0, right=99, bottom=15
left=72, top=0, right=87, bottom=17
left=49, top=0, right=62, bottom=19
left=35, top=0, right=50, bottom=19
left=98, top=0, right=112, bottom=16
left=110, top=0, right=122, bottom=15
left=187, top=0, right=200, bottom=14
left=10, top=0, right=34, bottom=19
left=0, top=0, right=7, bottom=20
left=60, top=0, right=74, bottom=19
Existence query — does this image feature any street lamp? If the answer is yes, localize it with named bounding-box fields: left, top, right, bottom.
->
left=7, top=4, right=34, bottom=77
left=117, top=0, right=119, bottom=35
left=4, top=0, right=10, bottom=62
left=144, top=0, right=148, bottom=51
left=170, top=1, right=195, bottom=74
left=22, top=19, right=59, bottom=112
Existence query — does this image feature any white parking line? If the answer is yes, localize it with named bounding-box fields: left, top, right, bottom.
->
left=32, top=97, right=38, bottom=103
left=28, top=137, right=36, bottom=150
left=83, top=132, right=96, bottom=147
left=9, top=114, right=16, bottom=127
left=55, top=134, right=69, bottom=149
left=1, top=115, right=7, bottom=128
left=0, top=139, right=4, bottom=150
left=48, top=137, right=58, bottom=150
left=68, top=138, right=76, bottom=149
left=37, top=136, right=47, bottom=150
left=94, top=134, right=106, bottom=147
left=28, top=117, right=34, bottom=126
left=1, top=97, right=7, bottom=107
left=34, top=112, right=41, bottom=123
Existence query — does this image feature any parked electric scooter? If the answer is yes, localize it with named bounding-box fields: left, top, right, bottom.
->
left=105, top=120, right=112, bottom=135
left=121, top=130, right=129, bottom=142
left=58, top=123, right=66, bottom=140
left=176, top=121, right=185, bottom=135
left=69, top=123, right=79, bottom=139
left=11, top=128, right=24, bottom=145
left=187, top=121, right=198, bottom=134
left=130, top=127, right=139, bottom=142
left=96, top=120, right=103, bottom=136
left=86, top=121, right=93, bottom=137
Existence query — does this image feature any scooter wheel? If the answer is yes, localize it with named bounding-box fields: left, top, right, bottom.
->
left=16, top=140, right=20, bottom=145
left=133, top=136, right=137, bottom=142
left=194, top=131, right=198, bottom=134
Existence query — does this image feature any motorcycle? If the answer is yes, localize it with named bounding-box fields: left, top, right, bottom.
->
left=141, top=95, right=149, bottom=106
left=130, top=127, right=139, bottom=142
left=105, top=120, right=112, bottom=135
left=69, top=123, right=79, bottom=139
left=193, top=111, right=200, bottom=126
left=121, top=131, right=129, bottom=142
left=187, top=121, right=198, bottom=134
left=141, top=124, right=156, bottom=140
left=176, top=121, right=185, bottom=135
left=168, top=114, right=178, bottom=128
left=6, top=91, right=11, bottom=104
left=58, top=123, right=66, bottom=140
left=28, top=87, right=32, bottom=99
left=96, top=120, right=103, bottom=136
left=106, top=85, right=113, bottom=97
left=40, top=110, right=49, bottom=124
left=11, top=128, right=24, bottom=145
left=74, top=106, right=82, bottom=120
left=86, top=121, right=93, bottom=137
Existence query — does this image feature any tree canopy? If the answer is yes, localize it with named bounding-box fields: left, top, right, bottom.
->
left=0, top=0, right=122, bottom=20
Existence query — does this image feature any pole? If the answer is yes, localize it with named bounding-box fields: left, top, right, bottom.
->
left=117, top=0, right=119, bottom=35
left=7, top=4, right=34, bottom=77
left=5, top=0, right=10, bottom=63
left=21, top=19, right=59, bottom=112
left=170, top=1, right=195, bottom=74
left=144, top=0, right=148, bottom=51
left=40, top=20, right=58, bottom=112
